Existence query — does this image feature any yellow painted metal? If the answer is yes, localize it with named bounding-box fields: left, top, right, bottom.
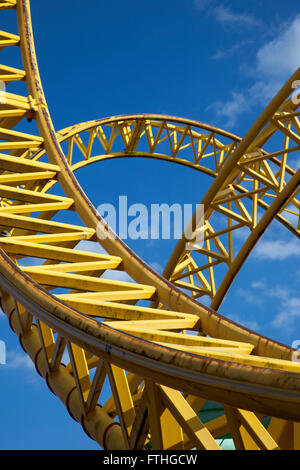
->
left=103, top=322, right=254, bottom=349
left=0, top=201, right=73, bottom=214
left=22, top=259, right=122, bottom=273
left=0, top=0, right=298, bottom=451
left=22, top=268, right=154, bottom=293
left=35, top=115, right=299, bottom=310
left=158, top=385, right=221, bottom=450
left=106, top=364, right=136, bottom=447
left=0, top=171, right=57, bottom=184
left=235, top=409, right=279, bottom=450
left=67, top=341, right=92, bottom=411
left=162, top=89, right=300, bottom=308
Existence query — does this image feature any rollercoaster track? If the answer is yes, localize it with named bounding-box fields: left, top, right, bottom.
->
left=162, top=85, right=300, bottom=308
left=32, top=114, right=299, bottom=312
left=0, top=0, right=299, bottom=450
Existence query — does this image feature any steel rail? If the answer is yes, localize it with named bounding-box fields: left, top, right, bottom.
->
left=0, top=0, right=298, bottom=450
left=16, top=0, right=296, bottom=360
left=163, top=72, right=300, bottom=282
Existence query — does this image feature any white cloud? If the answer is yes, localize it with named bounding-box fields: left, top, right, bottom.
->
left=234, top=278, right=299, bottom=336
left=208, top=15, right=300, bottom=127
left=272, top=296, right=300, bottom=332
left=241, top=282, right=292, bottom=302
left=5, top=349, right=34, bottom=371
left=256, top=17, right=300, bottom=80
left=236, top=287, right=264, bottom=306
left=194, top=1, right=259, bottom=28
left=214, top=6, right=259, bottom=27
left=251, top=280, right=266, bottom=289
left=265, top=286, right=291, bottom=300
left=254, top=239, right=300, bottom=260
left=212, top=40, right=254, bottom=60
left=207, top=91, right=251, bottom=128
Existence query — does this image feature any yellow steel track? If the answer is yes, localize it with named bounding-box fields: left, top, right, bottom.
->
left=0, top=0, right=299, bottom=450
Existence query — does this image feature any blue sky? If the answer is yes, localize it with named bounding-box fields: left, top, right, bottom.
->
left=0, top=0, right=299, bottom=449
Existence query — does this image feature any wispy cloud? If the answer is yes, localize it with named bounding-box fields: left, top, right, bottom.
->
left=235, top=280, right=300, bottom=336
left=272, top=297, right=300, bottom=333
left=208, top=15, right=300, bottom=127
left=236, top=287, right=264, bottom=307
left=212, top=40, right=254, bottom=60
left=207, top=91, right=251, bottom=129
left=5, top=349, right=35, bottom=371
left=194, top=1, right=259, bottom=28
left=265, top=286, right=291, bottom=300
left=255, top=17, right=300, bottom=81
left=214, top=5, right=260, bottom=27
left=253, top=239, right=300, bottom=261
left=251, top=280, right=266, bottom=289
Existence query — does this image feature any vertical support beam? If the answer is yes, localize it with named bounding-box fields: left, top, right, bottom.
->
left=145, top=381, right=184, bottom=450
left=67, top=341, right=91, bottom=416
left=159, top=385, right=220, bottom=450
left=106, top=364, right=136, bottom=449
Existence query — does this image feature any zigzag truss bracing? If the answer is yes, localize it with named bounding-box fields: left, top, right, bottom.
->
left=0, top=0, right=299, bottom=450
left=38, top=114, right=299, bottom=309
left=163, top=95, right=300, bottom=310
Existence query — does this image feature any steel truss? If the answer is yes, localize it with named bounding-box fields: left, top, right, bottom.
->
left=0, top=0, right=299, bottom=450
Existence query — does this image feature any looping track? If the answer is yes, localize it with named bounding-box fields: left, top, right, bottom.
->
left=0, top=0, right=300, bottom=450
